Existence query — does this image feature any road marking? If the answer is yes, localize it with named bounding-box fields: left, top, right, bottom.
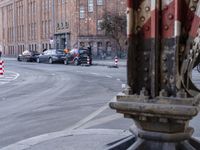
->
left=4, top=76, right=14, bottom=79
left=0, top=97, right=117, bottom=150
left=0, top=71, right=20, bottom=84
left=117, top=78, right=121, bottom=81
left=79, top=114, right=123, bottom=129
left=70, top=102, right=109, bottom=130
left=0, top=82, right=9, bottom=85
left=90, top=72, right=100, bottom=76
left=105, top=75, right=112, bottom=78
left=0, top=129, right=129, bottom=150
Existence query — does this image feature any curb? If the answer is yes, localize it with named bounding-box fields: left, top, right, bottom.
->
left=0, top=129, right=131, bottom=150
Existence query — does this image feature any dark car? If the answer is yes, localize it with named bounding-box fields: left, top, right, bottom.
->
left=64, top=48, right=92, bottom=65
left=36, top=49, right=65, bottom=64
left=17, top=50, right=40, bottom=62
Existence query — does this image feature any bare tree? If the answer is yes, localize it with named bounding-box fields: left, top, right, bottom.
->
left=100, top=12, right=127, bottom=58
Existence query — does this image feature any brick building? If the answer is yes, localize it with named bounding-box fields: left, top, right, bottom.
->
left=0, top=0, right=126, bottom=58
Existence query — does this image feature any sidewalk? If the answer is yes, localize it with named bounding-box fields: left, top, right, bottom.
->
left=2, top=57, right=127, bottom=67
left=1, top=129, right=132, bottom=150
left=1, top=128, right=200, bottom=150
left=92, top=59, right=127, bottom=67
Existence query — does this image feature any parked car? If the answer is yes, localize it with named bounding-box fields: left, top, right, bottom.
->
left=63, top=48, right=92, bottom=65
left=36, top=49, right=65, bottom=64
left=17, top=50, right=40, bottom=62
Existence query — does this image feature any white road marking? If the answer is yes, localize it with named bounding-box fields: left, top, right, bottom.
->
left=0, top=82, right=9, bottom=85
left=79, top=114, right=123, bottom=129
left=0, top=71, right=20, bottom=84
left=0, top=97, right=118, bottom=150
left=117, top=78, right=121, bottom=81
left=4, top=77, right=14, bottom=79
left=90, top=72, right=100, bottom=76
left=105, top=75, right=112, bottom=78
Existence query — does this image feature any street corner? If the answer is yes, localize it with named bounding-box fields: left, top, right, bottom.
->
left=0, top=71, right=20, bottom=85
left=0, top=129, right=132, bottom=150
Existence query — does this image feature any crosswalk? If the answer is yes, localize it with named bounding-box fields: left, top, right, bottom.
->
left=0, top=71, right=19, bottom=85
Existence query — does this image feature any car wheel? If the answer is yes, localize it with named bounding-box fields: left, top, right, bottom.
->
left=64, top=59, right=68, bottom=65
left=74, top=59, right=79, bottom=66
left=36, top=58, right=40, bottom=63
left=48, top=58, right=53, bottom=64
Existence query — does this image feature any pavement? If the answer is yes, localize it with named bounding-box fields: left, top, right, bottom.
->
left=0, top=129, right=132, bottom=150
left=0, top=57, right=130, bottom=150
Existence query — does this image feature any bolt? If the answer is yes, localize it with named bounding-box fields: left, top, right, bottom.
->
left=162, top=55, right=167, bottom=61
left=144, top=67, right=148, bottom=72
left=144, top=57, right=149, bottom=61
left=144, top=77, right=148, bottom=82
left=163, top=79, right=167, bottom=84
left=168, top=14, right=174, bottom=20
left=140, top=87, right=148, bottom=96
left=137, top=7, right=141, bottom=12
left=143, top=52, right=148, bottom=56
left=145, top=7, right=150, bottom=12
left=190, top=6, right=196, bottom=12
left=176, top=89, right=187, bottom=98
left=145, top=26, right=150, bottom=31
left=159, top=89, right=168, bottom=97
left=136, top=26, right=141, bottom=31
left=126, top=10, right=130, bottom=14
left=139, top=116, right=147, bottom=121
left=140, top=16, right=145, bottom=22
left=163, top=66, right=168, bottom=72
left=164, top=5, right=168, bottom=10
left=164, top=25, right=169, bottom=30
left=159, top=118, right=168, bottom=123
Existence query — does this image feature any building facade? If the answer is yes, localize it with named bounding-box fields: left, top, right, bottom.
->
left=0, top=0, right=126, bottom=58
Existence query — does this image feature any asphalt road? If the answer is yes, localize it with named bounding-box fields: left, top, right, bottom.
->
left=0, top=60, right=200, bottom=149
left=0, top=60, right=129, bottom=148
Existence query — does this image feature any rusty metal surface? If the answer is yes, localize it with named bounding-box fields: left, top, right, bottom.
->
left=127, top=0, right=200, bottom=99
left=109, top=0, right=200, bottom=149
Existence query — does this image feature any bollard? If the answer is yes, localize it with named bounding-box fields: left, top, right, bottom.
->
left=0, top=59, right=4, bottom=75
left=114, top=56, right=118, bottom=67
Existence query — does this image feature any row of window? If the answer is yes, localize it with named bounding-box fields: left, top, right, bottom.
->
left=80, top=0, right=104, bottom=18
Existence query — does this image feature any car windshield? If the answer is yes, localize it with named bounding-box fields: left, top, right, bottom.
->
left=79, top=49, right=87, bottom=54
left=56, top=50, right=64, bottom=54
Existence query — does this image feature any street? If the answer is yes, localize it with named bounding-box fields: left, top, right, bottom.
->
left=0, top=59, right=131, bottom=149
left=0, top=59, right=199, bottom=149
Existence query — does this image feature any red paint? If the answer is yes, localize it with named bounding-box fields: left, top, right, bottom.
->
left=130, top=0, right=198, bottom=39
left=189, top=15, right=200, bottom=38
left=174, top=0, right=180, bottom=21
left=127, top=0, right=133, bottom=8
left=161, top=1, right=175, bottom=38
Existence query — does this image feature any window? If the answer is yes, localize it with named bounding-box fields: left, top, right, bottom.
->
left=88, top=0, right=93, bottom=12
left=97, top=0, right=103, bottom=5
left=97, top=19, right=103, bottom=30
left=80, top=6, right=85, bottom=18
left=97, top=42, right=102, bottom=47
left=80, top=42, right=85, bottom=47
